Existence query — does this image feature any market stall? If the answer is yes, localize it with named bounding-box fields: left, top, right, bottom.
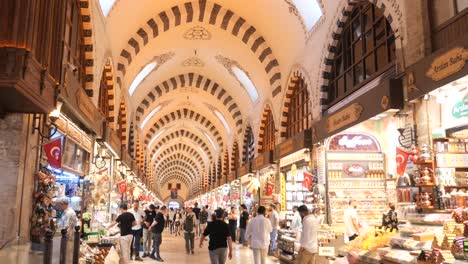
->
left=238, top=162, right=257, bottom=212
left=252, top=150, right=276, bottom=207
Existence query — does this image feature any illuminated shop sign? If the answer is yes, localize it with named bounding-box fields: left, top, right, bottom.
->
left=452, top=93, right=468, bottom=118
left=327, top=133, right=381, bottom=152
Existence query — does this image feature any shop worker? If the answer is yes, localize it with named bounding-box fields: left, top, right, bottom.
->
left=107, top=203, right=136, bottom=264
left=268, top=203, right=280, bottom=256
left=246, top=205, right=272, bottom=264
left=149, top=205, right=167, bottom=262
left=297, top=205, right=323, bottom=264
left=182, top=207, right=198, bottom=254
left=128, top=200, right=145, bottom=261
left=142, top=204, right=156, bottom=258
left=290, top=205, right=303, bottom=232
left=57, top=197, right=78, bottom=239
left=200, top=208, right=233, bottom=264
left=344, top=200, right=360, bottom=242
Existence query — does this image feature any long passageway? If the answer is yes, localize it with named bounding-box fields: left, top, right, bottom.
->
left=132, top=231, right=279, bottom=264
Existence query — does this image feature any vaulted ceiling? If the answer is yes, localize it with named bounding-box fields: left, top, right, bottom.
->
left=99, top=0, right=324, bottom=199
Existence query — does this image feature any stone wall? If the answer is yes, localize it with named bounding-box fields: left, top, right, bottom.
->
left=0, top=114, right=40, bottom=246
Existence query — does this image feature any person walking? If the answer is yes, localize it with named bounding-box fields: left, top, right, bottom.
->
left=199, top=206, right=209, bottom=234
left=239, top=204, right=249, bottom=246
left=193, top=202, right=201, bottom=236
left=142, top=204, right=156, bottom=258
left=57, top=197, right=78, bottom=237
left=268, top=204, right=280, bottom=256
left=107, top=204, right=136, bottom=264
left=199, top=209, right=233, bottom=264
left=227, top=207, right=238, bottom=243
left=149, top=205, right=167, bottom=262
left=297, top=205, right=323, bottom=264
left=174, top=209, right=183, bottom=236
left=168, top=208, right=175, bottom=234
left=290, top=206, right=302, bottom=232
left=182, top=207, right=198, bottom=254
left=128, top=200, right=145, bottom=261
left=246, top=206, right=272, bottom=264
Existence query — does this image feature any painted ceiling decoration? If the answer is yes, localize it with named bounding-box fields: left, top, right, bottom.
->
left=115, top=0, right=282, bottom=98
left=182, top=57, right=205, bottom=67
left=135, top=73, right=243, bottom=134
left=184, top=25, right=212, bottom=40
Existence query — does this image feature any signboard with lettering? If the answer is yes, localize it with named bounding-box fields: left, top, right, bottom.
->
left=426, top=47, right=468, bottom=81
left=274, top=129, right=312, bottom=159
left=327, top=133, right=381, bottom=152
left=252, top=150, right=273, bottom=171
left=327, top=103, right=363, bottom=133
left=237, top=163, right=251, bottom=177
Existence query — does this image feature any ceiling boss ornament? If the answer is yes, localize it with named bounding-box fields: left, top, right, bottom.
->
left=182, top=57, right=205, bottom=67
left=184, top=26, right=212, bottom=40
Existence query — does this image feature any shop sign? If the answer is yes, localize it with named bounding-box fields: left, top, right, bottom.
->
left=344, top=164, right=366, bottom=177
left=452, top=93, right=468, bottom=118
left=252, top=150, right=273, bottom=171
left=238, top=163, right=251, bottom=177
left=280, top=173, right=286, bottom=211
left=327, top=133, right=380, bottom=152
left=426, top=47, right=468, bottom=81
left=327, top=103, right=363, bottom=133
left=275, top=129, right=311, bottom=159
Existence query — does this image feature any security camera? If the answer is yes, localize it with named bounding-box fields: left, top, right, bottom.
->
left=67, top=62, right=78, bottom=73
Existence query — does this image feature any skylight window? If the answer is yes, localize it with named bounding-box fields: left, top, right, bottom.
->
left=214, top=110, right=231, bottom=135
left=129, top=62, right=157, bottom=96
left=203, top=131, right=217, bottom=151
left=148, top=129, right=166, bottom=149
left=140, top=105, right=162, bottom=129
left=292, top=0, right=323, bottom=31
left=231, top=66, right=259, bottom=102
left=99, top=0, right=116, bottom=17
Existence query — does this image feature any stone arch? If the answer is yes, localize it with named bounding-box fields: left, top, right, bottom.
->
left=155, top=154, right=203, bottom=177
left=230, top=141, right=239, bottom=173
left=257, top=104, right=276, bottom=153
left=117, top=100, right=128, bottom=147
left=318, top=0, right=402, bottom=112
left=144, top=108, right=224, bottom=149
left=153, top=143, right=205, bottom=168
left=149, top=129, right=214, bottom=161
left=158, top=164, right=198, bottom=183
left=136, top=73, right=243, bottom=134
left=242, top=125, right=255, bottom=165
left=116, top=0, right=282, bottom=97
left=128, top=121, right=135, bottom=157
left=223, top=148, right=229, bottom=180
left=79, top=0, right=95, bottom=95
left=98, top=61, right=116, bottom=128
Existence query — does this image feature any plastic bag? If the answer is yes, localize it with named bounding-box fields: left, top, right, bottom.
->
left=104, top=246, right=119, bottom=264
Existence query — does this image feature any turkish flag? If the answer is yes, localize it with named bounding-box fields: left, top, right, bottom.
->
left=266, top=182, right=274, bottom=196
left=44, top=138, right=62, bottom=169
left=303, top=171, right=313, bottom=190
left=116, top=180, right=127, bottom=194
left=396, top=148, right=410, bottom=176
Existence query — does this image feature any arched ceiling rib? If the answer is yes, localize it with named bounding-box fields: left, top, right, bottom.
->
left=153, top=143, right=206, bottom=168
left=136, top=73, right=244, bottom=134
left=156, top=156, right=202, bottom=179
left=114, top=0, right=282, bottom=97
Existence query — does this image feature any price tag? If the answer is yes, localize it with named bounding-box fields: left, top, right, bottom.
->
left=318, top=247, right=335, bottom=257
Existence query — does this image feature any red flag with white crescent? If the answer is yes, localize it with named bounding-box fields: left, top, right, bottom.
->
left=396, top=148, right=410, bottom=176
left=44, top=138, right=62, bottom=169
left=303, top=171, right=313, bottom=190
left=116, top=180, right=127, bottom=194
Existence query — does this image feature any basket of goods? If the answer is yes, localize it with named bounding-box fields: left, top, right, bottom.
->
left=451, top=238, right=464, bottom=260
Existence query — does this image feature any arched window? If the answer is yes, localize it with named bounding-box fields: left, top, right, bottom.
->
left=64, top=0, right=86, bottom=91
left=98, top=69, right=110, bottom=120
left=286, top=77, right=311, bottom=138
left=327, top=2, right=396, bottom=106
left=260, top=109, right=276, bottom=153
left=242, top=127, right=255, bottom=165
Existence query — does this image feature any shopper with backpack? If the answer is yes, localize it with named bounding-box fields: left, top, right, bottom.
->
left=182, top=207, right=198, bottom=254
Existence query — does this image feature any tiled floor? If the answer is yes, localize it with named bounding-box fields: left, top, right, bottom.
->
left=133, top=232, right=280, bottom=263
left=0, top=232, right=281, bottom=264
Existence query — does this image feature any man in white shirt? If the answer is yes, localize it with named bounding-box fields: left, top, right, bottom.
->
left=343, top=201, right=360, bottom=242
left=128, top=201, right=145, bottom=261
left=297, top=205, right=323, bottom=264
left=57, top=197, right=77, bottom=239
left=290, top=206, right=302, bottom=231
left=246, top=206, right=272, bottom=264
left=268, top=204, right=280, bottom=255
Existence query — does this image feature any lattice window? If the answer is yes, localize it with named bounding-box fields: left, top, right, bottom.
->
left=98, top=70, right=110, bottom=119
left=286, top=78, right=311, bottom=138
left=327, top=2, right=396, bottom=106
left=243, top=127, right=255, bottom=164
left=262, top=109, right=275, bottom=153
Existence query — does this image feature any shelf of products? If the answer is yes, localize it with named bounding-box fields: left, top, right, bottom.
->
left=326, top=151, right=387, bottom=226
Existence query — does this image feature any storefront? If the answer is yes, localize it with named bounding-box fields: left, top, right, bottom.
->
left=252, top=150, right=276, bottom=207
left=238, top=162, right=257, bottom=211
left=230, top=178, right=241, bottom=209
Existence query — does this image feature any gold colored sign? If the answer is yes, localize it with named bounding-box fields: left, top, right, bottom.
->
left=280, top=173, right=286, bottom=211
left=326, top=103, right=363, bottom=133
left=426, top=47, right=468, bottom=81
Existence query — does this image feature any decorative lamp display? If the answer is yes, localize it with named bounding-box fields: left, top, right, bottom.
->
left=395, top=111, right=415, bottom=149
left=32, top=101, right=63, bottom=139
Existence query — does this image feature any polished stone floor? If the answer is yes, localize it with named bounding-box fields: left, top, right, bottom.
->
left=0, top=232, right=281, bottom=264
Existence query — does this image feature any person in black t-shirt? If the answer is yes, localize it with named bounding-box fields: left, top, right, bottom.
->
left=108, top=204, right=136, bottom=264
left=193, top=202, right=201, bottom=236
left=239, top=204, right=250, bottom=246
left=142, top=204, right=156, bottom=258
left=199, top=208, right=233, bottom=264
left=149, top=205, right=167, bottom=262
